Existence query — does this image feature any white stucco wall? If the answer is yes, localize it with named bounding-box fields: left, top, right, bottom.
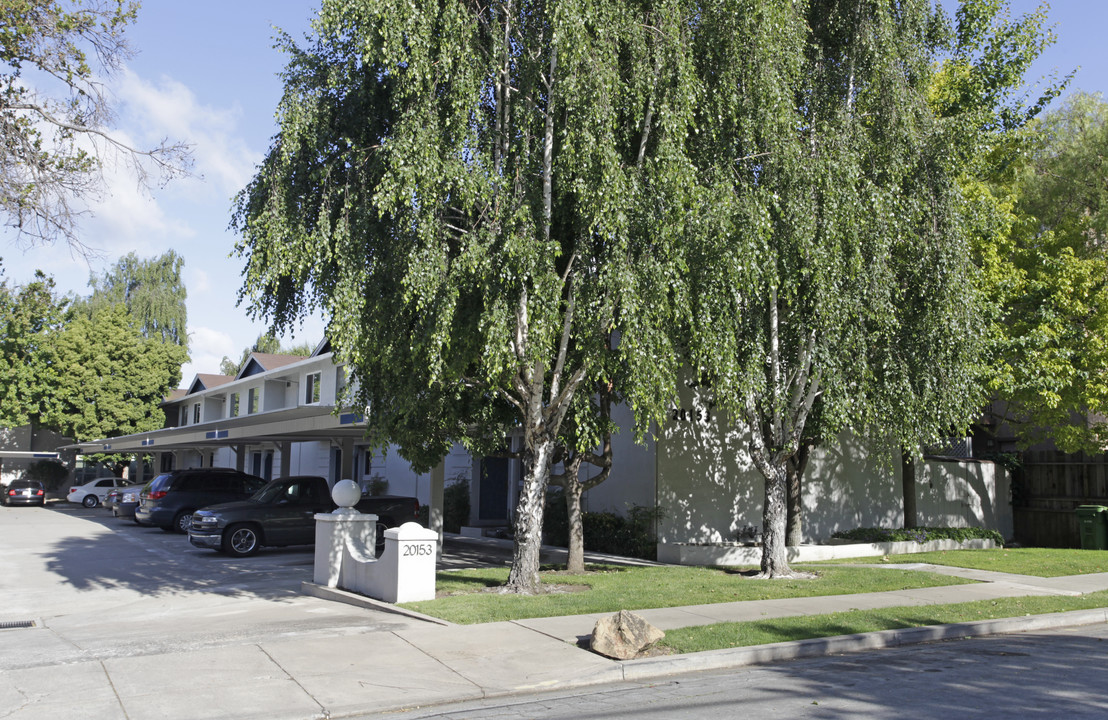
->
left=655, top=384, right=1011, bottom=545
left=574, top=401, right=657, bottom=515
left=365, top=443, right=471, bottom=505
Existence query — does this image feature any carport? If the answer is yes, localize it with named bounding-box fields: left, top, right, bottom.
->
left=60, top=406, right=447, bottom=541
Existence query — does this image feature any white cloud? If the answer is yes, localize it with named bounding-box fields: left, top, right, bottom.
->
left=181, top=325, right=236, bottom=383
left=115, top=68, right=259, bottom=197
left=190, top=267, right=211, bottom=294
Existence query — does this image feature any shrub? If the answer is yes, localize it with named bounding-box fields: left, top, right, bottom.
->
left=26, top=460, right=69, bottom=491
left=543, top=490, right=661, bottom=561
left=364, top=475, right=388, bottom=496
left=831, top=526, right=1004, bottom=545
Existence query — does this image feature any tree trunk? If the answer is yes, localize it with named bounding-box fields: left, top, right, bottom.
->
left=785, top=442, right=810, bottom=547
left=760, top=461, right=791, bottom=576
left=565, top=479, right=585, bottom=574
left=506, top=436, right=556, bottom=593
left=901, top=448, right=917, bottom=529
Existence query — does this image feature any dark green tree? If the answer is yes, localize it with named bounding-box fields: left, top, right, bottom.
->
left=40, top=302, right=185, bottom=442
left=0, top=263, right=67, bottom=428
left=233, top=0, right=696, bottom=592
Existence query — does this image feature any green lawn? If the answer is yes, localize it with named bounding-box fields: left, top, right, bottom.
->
left=818, top=547, right=1108, bottom=577
left=399, top=564, right=974, bottom=624
left=661, top=590, right=1108, bottom=653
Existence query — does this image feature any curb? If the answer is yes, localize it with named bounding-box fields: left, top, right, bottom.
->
left=300, top=582, right=454, bottom=626
left=617, top=608, right=1108, bottom=681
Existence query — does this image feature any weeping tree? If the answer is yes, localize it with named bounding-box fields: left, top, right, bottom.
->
left=232, top=1, right=697, bottom=592
left=685, top=0, right=988, bottom=578
left=85, top=250, right=189, bottom=349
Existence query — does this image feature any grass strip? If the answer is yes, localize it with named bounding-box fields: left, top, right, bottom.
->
left=399, top=564, right=975, bottom=625
left=816, top=547, right=1108, bottom=577
left=660, top=590, right=1108, bottom=653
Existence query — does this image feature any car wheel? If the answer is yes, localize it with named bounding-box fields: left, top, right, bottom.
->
left=223, top=524, right=260, bottom=557
left=172, top=510, right=194, bottom=533
left=82, top=495, right=100, bottom=508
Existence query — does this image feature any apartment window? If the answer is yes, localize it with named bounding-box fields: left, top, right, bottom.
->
left=305, top=371, right=321, bottom=404
left=193, top=403, right=201, bottom=424
left=229, top=392, right=239, bottom=417
left=247, top=387, right=259, bottom=414
left=180, top=407, right=188, bottom=426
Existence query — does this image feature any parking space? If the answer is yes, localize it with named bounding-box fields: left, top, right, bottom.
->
left=0, top=501, right=427, bottom=671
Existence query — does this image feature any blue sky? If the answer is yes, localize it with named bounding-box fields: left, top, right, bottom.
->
left=0, top=1, right=1104, bottom=386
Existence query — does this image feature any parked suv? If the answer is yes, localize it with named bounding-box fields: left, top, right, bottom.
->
left=135, top=468, right=265, bottom=533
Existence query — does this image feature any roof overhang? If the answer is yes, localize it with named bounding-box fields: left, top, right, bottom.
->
left=59, top=405, right=367, bottom=454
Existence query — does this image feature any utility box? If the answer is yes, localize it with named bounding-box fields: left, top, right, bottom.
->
left=1076, top=505, right=1108, bottom=550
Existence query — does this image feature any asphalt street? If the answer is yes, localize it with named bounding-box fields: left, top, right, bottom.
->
left=361, top=623, right=1108, bottom=719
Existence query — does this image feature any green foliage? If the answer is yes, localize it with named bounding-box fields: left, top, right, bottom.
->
left=976, top=93, right=1108, bottom=452
left=25, top=458, right=67, bottom=490
left=40, top=302, right=185, bottom=441
left=0, top=0, right=189, bottom=250
left=0, top=258, right=185, bottom=444
left=363, top=474, right=388, bottom=496
left=232, top=0, right=707, bottom=589
left=443, top=477, right=470, bottom=534
left=544, top=493, right=661, bottom=561
left=86, top=251, right=189, bottom=348
left=673, top=0, right=1038, bottom=575
left=831, top=526, right=1005, bottom=545
left=232, top=0, right=702, bottom=463
left=0, top=264, right=67, bottom=427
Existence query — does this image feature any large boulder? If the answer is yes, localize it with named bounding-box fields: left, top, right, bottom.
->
left=589, top=610, right=664, bottom=660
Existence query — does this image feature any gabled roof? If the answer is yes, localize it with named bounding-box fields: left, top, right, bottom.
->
left=187, top=374, right=235, bottom=395
left=237, top=352, right=310, bottom=380
left=310, top=338, right=331, bottom=357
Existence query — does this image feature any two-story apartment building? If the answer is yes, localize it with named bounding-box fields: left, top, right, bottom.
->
left=65, top=338, right=1012, bottom=558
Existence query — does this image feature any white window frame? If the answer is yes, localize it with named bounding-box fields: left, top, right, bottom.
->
left=304, top=371, right=321, bottom=405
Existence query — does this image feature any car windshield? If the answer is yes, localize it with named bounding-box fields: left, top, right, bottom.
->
left=10, top=480, right=42, bottom=489
left=252, top=480, right=294, bottom=503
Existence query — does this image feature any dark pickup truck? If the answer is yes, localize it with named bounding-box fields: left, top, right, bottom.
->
left=187, top=475, right=420, bottom=557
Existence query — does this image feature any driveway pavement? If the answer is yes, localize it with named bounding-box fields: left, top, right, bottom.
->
left=3, top=501, right=1108, bottom=720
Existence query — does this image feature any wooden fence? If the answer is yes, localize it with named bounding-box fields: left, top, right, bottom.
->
left=1012, top=449, right=1108, bottom=547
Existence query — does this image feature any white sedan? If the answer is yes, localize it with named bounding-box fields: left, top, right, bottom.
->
left=67, top=477, right=132, bottom=508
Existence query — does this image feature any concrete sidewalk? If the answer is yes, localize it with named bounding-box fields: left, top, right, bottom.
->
left=6, top=560, right=1108, bottom=720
